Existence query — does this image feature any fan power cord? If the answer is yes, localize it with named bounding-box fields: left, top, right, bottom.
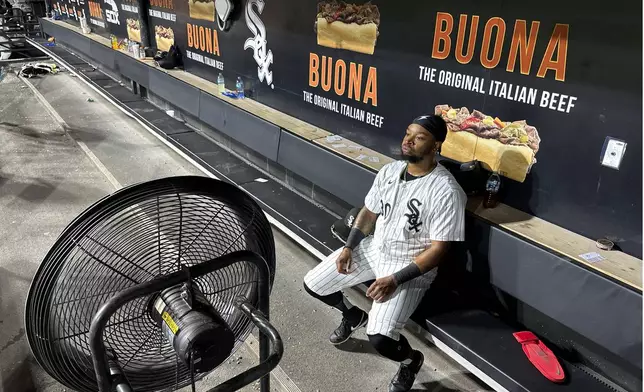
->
left=190, top=350, right=196, bottom=392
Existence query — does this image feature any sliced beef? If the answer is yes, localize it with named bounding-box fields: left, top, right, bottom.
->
left=471, top=110, right=486, bottom=119
left=155, top=25, right=174, bottom=39
left=479, top=129, right=501, bottom=139
left=127, top=18, right=139, bottom=30
left=525, top=125, right=541, bottom=152
left=318, top=0, right=380, bottom=25
left=460, top=116, right=482, bottom=131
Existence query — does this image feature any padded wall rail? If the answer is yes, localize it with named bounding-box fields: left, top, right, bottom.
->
left=467, top=217, right=642, bottom=370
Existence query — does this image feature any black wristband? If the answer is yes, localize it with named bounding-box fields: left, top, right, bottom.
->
left=392, top=263, right=422, bottom=285
left=344, top=228, right=366, bottom=250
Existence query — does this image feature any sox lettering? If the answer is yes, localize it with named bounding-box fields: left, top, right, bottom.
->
left=347, top=214, right=355, bottom=227
left=104, top=0, right=119, bottom=24
left=244, top=0, right=274, bottom=87
left=404, top=199, right=422, bottom=233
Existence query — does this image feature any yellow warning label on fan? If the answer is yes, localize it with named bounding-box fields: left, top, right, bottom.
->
left=162, top=311, right=179, bottom=334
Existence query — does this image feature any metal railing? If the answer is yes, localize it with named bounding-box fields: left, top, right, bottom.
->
left=0, top=8, right=45, bottom=61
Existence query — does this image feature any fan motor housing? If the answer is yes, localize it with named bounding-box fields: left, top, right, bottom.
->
left=150, top=283, right=235, bottom=373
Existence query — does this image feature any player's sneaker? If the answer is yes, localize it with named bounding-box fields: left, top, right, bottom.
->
left=329, top=309, right=367, bottom=345
left=389, top=350, right=424, bottom=392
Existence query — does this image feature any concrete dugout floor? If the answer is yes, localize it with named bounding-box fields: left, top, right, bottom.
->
left=0, top=65, right=490, bottom=392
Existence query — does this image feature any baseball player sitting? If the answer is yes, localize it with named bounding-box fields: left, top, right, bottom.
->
left=303, top=115, right=467, bottom=392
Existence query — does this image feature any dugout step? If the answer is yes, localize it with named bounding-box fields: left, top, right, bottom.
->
left=413, top=287, right=622, bottom=392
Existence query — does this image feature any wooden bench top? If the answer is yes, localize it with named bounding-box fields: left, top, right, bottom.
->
left=468, top=198, right=641, bottom=290
left=46, top=19, right=642, bottom=292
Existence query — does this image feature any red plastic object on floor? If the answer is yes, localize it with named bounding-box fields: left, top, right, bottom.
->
left=513, top=331, right=566, bottom=383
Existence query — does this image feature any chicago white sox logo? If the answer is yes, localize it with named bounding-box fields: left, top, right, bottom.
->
left=404, top=199, right=422, bottom=232
left=104, top=0, right=119, bottom=24
left=347, top=214, right=355, bottom=227
left=244, top=0, right=274, bottom=88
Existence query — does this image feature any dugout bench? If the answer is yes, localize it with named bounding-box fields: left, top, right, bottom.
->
left=405, top=215, right=642, bottom=392
left=333, top=162, right=641, bottom=392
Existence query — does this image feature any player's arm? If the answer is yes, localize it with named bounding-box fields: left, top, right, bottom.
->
left=344, top=166, right=386, bottom=250
left=340, top=206, right=378, bottom=274
left=368, top=241, right=451, bottom=300
left=351, top=206, right=378, bottom=236
left=336, top=167, right=386, bottom=274
left=411, top=240, right=450, bottom=273
left=344, top=203, right=379, bottom=251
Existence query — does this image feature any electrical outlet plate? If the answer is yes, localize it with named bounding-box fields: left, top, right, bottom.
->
left=600, top=136, right=627, bottom=170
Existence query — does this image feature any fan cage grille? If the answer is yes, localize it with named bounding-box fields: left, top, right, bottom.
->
left=26, top=177, right=276, bottom=392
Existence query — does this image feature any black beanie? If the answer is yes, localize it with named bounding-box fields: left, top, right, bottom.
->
left=412, top=115, right=448, bottom=142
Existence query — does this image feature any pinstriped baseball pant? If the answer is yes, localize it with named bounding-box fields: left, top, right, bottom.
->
left=303, top=237, right=433, bottom=341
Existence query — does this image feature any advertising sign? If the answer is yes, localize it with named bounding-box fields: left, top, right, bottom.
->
left=52, top=0, right=86, bottom=26
left=248, top=0, right=641, bottom=256
left=86, top=0, right=639, bottom=256
left=53, top=0, right=131, bottom=38
left=182, top=0, right=225, bottom=72
left=84, top=0, right=109, bottom=34
left=148, top=0, right=178, bottom=51
left=107, top=0, right=142, bottom=42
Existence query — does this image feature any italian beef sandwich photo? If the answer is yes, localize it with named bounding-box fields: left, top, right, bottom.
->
left=315, top=0, right=380, bottom=55
left=435, top=104, right=541, bottom=183
left=189, top=0, right=215, bottom=22
left=126, top=18, right=141, bottom=43
left=155, top=25, right=175, bottom=52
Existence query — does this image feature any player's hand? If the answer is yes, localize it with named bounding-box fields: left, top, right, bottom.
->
left=336, top=248, right=353, bottom=274
left=366, top=275, right=397, bottom=303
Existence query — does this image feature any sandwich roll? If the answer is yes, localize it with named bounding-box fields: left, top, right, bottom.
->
left=189, top=0, right=215, bottom=21
left=127, top=27, right=141, bottom=43
left=156, top=36, right=174, bottom=52
left=435, top=104, right=541, bottom=183
left=315, top=1, right=380, bottom=55
left=316, top=18, right=378, bottom=55
left=441, top=130, right=477, bottom=163
left=474, top=138, right=534, bottom=182
left=126, top=19, right=141, bottom=43
left=155, top=25, right=175, bottom=52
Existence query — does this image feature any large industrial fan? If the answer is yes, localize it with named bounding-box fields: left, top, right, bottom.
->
left=25, top=176, right=283, bottom=392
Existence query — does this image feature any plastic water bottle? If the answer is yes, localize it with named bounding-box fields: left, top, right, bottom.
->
left=483, top=172, right=501, bottom=209
left=217, top=73, right=225, bottom=94
left=236, top=77, right=244, bottom=99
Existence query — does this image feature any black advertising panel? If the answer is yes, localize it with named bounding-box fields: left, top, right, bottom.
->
left=85, top=0, right=110, bottom=36
left=105, top=0, right=142, bottom=41
left=148, top=0, right=179, bottom=52
left=51, top=0, right=110, bottom=38
left=122, top=0, right=142, bottom=43
left=177, top=0, right=226, bottom=73
left=148, top=0, right=642, bottom=256
left=52, top=0, right=85, bottom=26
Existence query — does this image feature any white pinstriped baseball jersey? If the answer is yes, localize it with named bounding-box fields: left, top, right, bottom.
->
left=365, top=161, right=466, bottom=267
left=304, top=160, right=467, bottom=339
